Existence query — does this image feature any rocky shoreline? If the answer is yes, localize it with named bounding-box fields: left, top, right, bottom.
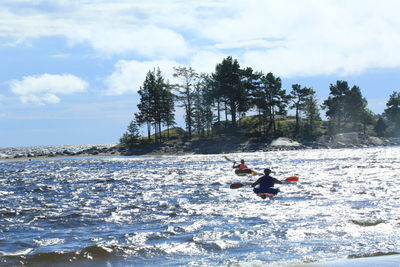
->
left=121, top=133, right=400, bottom=155
left=1, top=133, right=399, bottom=161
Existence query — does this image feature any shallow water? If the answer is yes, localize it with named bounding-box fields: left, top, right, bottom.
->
left=1, top=147, right=399, bottom=266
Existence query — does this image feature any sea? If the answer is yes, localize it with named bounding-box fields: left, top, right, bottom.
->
left=1, top=145, right=399, bottom=266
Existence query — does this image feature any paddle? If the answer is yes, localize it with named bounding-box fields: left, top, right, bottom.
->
left=230, top=176, right=299, bottom=189
left=223, top=155, right=235, bottom=162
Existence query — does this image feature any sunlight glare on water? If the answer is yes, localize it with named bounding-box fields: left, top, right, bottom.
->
left=0, top=147, right=400, bottom=266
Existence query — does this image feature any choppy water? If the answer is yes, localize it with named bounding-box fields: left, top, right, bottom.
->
left=1, top=147, right=400, bottom=266
left=0, top=143, right=116, bottom=158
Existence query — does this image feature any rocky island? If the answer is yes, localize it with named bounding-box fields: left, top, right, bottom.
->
left=1, top=132, right=399, bottom=160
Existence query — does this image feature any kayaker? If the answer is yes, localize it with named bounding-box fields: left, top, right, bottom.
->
left=233, top=159, right=248, bottom=170
left=252, top=168, right=282, bottom=198
left=233, top=159, right=253, bottom=175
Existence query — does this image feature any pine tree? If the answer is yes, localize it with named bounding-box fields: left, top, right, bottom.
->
left=213, top=56, right=247, bottom=130
left=136, top=68, right=174, bottom=143
left=173, top=66, right=198, bottom=139
left=374, top=116, right=387, bottom=137
left=384, top=91, right=400, bottom=135
left=289, top=84, right=315, bottom=137
left=160, top=82, right=175, bottom=140
left=345, top=85, right=368, bottom=131
left=323, top=80, right=350, bottom=133
left=120, top=118, right=140, bottom=147
left=136, top=71, right=155, bottom=140
left=303, top=94, right=321, bottom=140
left=259, top=72, right=288, bottom=136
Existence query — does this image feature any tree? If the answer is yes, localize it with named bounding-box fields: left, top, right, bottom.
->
left=212, top=56, right=247, bottom=130
left=120, top=118, right=140, bottom=147
left=384, top=91, right=400, bottom=135
left=136, top=68, right=174, bottom=143
left=136, top=71, right=154, bottom=141
left=323, top=80, right=350, bottom=133
left=258, top=72, right=288, bottom=136
left=302, top=94, right=321, bottom=140
left=192, top=74, right=214, bottom=136
left=173, top=66, right=198, bottom=139
left=289, top=84, right=315, bottom=137
left=344, top=85, right=368, bottom=131
left=239, top=67, right=260, bottom=126
left=374, top=116, right=387, bottom=137
left=159, top=81, right=175, bottom=140
left=208, top=73, right=223, bottom=133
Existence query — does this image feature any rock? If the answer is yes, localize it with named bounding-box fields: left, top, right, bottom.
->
left=269, top=137, right=301, bottom=148
left=333, top=132, right=360, bottom=146
left=367, top=136, right=384, bottom=146
left=63, top=150, right=74, bottom=155
left=315, top=133, right=387, bottom=148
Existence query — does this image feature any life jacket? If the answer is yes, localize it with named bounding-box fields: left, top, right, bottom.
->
left=239, top=163, right=248, bottom=169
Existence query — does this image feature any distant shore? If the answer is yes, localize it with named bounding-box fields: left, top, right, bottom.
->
left=1, top=133, right=399, bottom=161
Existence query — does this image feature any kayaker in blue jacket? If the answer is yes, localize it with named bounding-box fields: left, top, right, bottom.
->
left=252, top=168, right=282, bottom=198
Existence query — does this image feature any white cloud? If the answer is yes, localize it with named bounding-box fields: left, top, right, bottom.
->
left=104, top=59, right=179, bottom=95
left=190, top=50, right=227, bottom=74
left=199, top=0, right=400, bottom=77
left=9, top=73, right=88, bottom=105
left=214, top=39, right=287, bottom=50
left=2, top=0, right=400, bottom=79
left=0, top=1, right=190, bottom=58
left=66, top=25, right=188, bottom=58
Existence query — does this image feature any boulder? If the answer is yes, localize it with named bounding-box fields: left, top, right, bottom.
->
left=333, top=132, right=359, bottom=145
left=315, top=133, right=387, bottom=148
left=367, top=136, right=384, bottom=146
left=269, top=137, right=301, bottom=148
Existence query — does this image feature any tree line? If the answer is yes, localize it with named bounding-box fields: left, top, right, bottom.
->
left=120, top=56, right=400, bottom=146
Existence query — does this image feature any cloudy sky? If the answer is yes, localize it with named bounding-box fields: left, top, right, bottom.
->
left=1, top=0, right=400, bottom=147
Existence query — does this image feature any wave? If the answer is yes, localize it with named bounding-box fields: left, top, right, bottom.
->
left=348, top=251, right=400, bottom=258
left=1, top=241, right=211, bottom=266
left=1, top=245, right=121, bottom=267
left=350, top=219, right=386, bottom=226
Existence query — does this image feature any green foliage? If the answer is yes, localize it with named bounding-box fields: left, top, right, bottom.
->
left=122, top=57, right=394, bottom=145
left=374, top=116, right=387, bottom=137
left=289, top=84, right=316, bottom=137
left=384, top=91, right=400, bottom=136
left=323, top=80, right=350, bottom=133
left=302, top=94, right=322, bottom=140
left=173, top=66, right=198, bottom=139
left=323, top=81, right=370, bottom=134
left=136, top=68, right=175, bottom=142
left=212, top=56, right=247, bottom=129
left=139, top=127, right=186, bottom=143
left=119, top=119, right=140, bottom=147
left=192, top=74, right=214, bottom=136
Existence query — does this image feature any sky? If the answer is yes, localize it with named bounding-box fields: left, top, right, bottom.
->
left=1, top=0, right=400, bottom=147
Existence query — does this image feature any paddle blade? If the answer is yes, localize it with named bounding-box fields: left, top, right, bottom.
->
left=230, top=182, right=244, bottom=189
left=223, top=156, right=233, bottom=162
left=284, top=176, right=299, bottom=182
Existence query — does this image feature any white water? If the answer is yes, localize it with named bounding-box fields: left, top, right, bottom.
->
left=1, top=146, right=399, bottom=266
